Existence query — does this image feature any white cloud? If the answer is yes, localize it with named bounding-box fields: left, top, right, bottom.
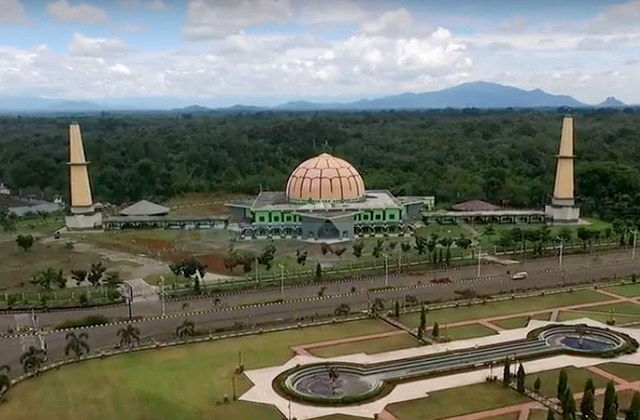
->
left=184, top=0, right=291, bottom=40
left=587, top=0, right=640, bottom=33
left=47, top=0, right=110, bottom=25
left=498, top=16, right=528, bottom=33
left=297, top=0, right=364, bottom=25
left=68, top=33, right=130, bottom=57
left=360, top=8, right=428, bottom=39
left=109, top=63, right=131, bottom=75
left=121, top=0, right=165, bottom=10
left=0, top=0, right=26, bottom=25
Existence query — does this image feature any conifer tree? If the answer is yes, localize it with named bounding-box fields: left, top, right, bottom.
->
left=547, top=409, right=555, bottom=420
left=503, top=356, right=511, bottom=387
left=625, top=392, right=640, bottom=420
left=580, top=385, right=595, bottom=420
left=558, top=369, right=568, bottom=401
left=563, top=389, right=576, bottom=420
left=432, top=322, right=440, bottom=338
left=603, top=381, right=619, bottom=420
left=517, top=364, right=526, bottom=393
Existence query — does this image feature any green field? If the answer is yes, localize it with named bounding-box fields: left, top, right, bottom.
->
left=399, top=291, right=609, bottom=328
left=526, top=367, right=609, bottom=399
left=603, top=283, right=640, bottom=297
left=491, top=312, right=552, bottom=329
left=387, top=382, right=528, bottom=420
left=598, top=363, right=640, bottom=382
left=0, top=319, right=392, bottom=420
left=580, top=302, right=640, bottom=316
left=310, top=333, right=418, bottom=358
left=438, top=323, right=496, bottom=341
left=556, top=310, right=640, bottom=325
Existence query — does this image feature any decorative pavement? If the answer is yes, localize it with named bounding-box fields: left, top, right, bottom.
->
left=240, top=318, right=640, bottom=420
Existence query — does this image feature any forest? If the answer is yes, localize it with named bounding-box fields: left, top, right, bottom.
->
left=0, top=109, right=639, bottom=222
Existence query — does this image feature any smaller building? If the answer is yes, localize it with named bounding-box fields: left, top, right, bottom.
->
left=0, top=195, right=62, bottom=217
left=0, top=179, right=10, bottom=196
left=103, top=199, right=228, bottom=230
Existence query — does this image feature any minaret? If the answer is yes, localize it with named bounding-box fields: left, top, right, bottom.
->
left=545, top=116, right=580, bottom=223
left=68, top=123, right=94, bottom=213
left=65, top=123, right=102, bottom=229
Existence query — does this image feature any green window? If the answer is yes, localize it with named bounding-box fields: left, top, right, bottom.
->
left=363, top=214, right=369, bottom=221
left=389, top=214, right=395, bottom=220
left=273, top=216, right=280, bottom=222
left=259, top=216, right=265, bottom=222
left=375, top=214, right=381, bottom=220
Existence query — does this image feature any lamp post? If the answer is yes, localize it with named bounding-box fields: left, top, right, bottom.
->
left=121, top=281, right=133, bottom=319
left=384, top=253, right=389, bottom=287
left=633, top=229, right=638, bottom=261
left=556, top=236, right=564, bottom=269
left=476, top=243, right=482, bottom=279
left=159, top=275, right=166, bottom=316
left=278, top=264, right=285, bottom=301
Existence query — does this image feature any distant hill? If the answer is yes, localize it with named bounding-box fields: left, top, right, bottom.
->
left=0, top=96, right=101, bottom=113
left=597, top=97, right=626, bottom=108
left=172, top=105, right=212, bottom=113
left=271, top=82, right=588, bottom=111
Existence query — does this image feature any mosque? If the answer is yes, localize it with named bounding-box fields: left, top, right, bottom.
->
left=227, top=153, right=435, bottom=241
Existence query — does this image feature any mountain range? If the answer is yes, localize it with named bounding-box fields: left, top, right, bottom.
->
left=0, top=82, right=633, bottom=113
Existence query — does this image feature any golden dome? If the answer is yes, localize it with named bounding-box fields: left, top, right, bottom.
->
left=286, top=153, right=366, bottom=202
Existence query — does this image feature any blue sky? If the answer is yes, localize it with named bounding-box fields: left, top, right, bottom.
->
left=0, top=0, right=639, bottom=106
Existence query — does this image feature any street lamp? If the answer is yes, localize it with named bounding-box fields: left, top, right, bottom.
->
left=159, top=275, right=166, bottom=316
left=384, top=253, right=389, bottom=287
left=476, top=243, right=482, bottom=279
left=278, top=264, right=285, bottom=301
left=633, top=229, right=638, bottom=260
left=121, top=281, right=133, bottom=319
left=556, top=236, right=564, bottom=269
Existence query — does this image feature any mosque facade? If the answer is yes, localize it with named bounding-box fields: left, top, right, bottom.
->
left=227, top=153, right=434, bottom=241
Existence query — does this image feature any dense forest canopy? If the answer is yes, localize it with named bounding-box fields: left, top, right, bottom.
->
left=0, top=109, right=639, bottom=221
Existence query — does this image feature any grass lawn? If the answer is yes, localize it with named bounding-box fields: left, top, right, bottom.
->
left=598, top=363, right=640, bottom=382
left=579, top=302, right=640, bottom=316
left=556, top=310, right=640, bottom=325
left=310, top=333, right=418, bottom=358
left=492, top=312, right=552, bottom=330
left=314, top=415, right=371, bottom=420
left=0, top=319, right=392, bottom=420
left=0, top=216, right=64, bottom=241
left=438, top=323, right=496, bottom=341
left=603, top=283, right=640, bottom=298
left=399, top=291, right=609, bottom=329
left=527, top=410, right=550, bottom=420
left=483, top=413, right=520, bottom=420
left=387, top=382, right=528, bottom=420
left=526, top=367, right=610, bottom=399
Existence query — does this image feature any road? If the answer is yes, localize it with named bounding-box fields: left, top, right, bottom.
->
left=1, top=249, right=639, bottom=377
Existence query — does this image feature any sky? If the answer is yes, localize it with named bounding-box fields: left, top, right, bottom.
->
left=0, top=0, right=639, bottom=106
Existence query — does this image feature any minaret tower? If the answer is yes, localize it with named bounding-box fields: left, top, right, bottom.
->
left=545, top=116, right=580, bottom=223
left=64, top=123, right=102, bottom=229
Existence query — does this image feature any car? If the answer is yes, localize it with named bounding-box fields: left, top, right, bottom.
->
left=511, top=271, right=528, bottom=280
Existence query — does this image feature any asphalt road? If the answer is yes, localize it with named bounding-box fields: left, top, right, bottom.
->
left=1, top=249, right=639, bottom=377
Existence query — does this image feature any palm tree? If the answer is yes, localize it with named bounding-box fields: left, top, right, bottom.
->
left=65, top=332, right=90, bottom=360
left=20, top=346, right=47, bottom=374
left=175, top=319, right=196, bottom=340
left=0, top=365, right=10, bottom=393
left=117, top=324, right=141, bottom=350
left=482, top=225, right=496, bottom=244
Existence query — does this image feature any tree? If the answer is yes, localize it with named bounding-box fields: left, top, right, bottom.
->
left=394, top=300, right=400, bottom=318
left=517, top=364, right=526, bottom=393
left=625, top=392, right=640, bottom=420
left=547, top=409, right=555, bottom=420
left=295, top=249, right=308, bottom=277
left=563, top=388, right=576, bottom=420
left=534, top=377, right=541, bottom=393
left=483, top=225, right=496, bottom=243
left=321, top=243, right=332, bottom=255
left=503, top=356, right=511, bottom=386
left=419, top=305, right=427, bottom=334
left=401, top=242, right=412, bottom=253
left=334, top=247, right=347, bottom=257
left=20, top=346, right=47, bottom=374
left=414, top=235, right=427, bottom=255
left=16, top=234, right=34, bottom=251
left=352, top=242, right=365, bottom=259
left=315, top=262, right=322, bottom=279
left=580, top=383, right=595, bottom=420
left=577, top=228, right=591, bottom=249
left=71, top=269, right=87, bottom=286
left=258, top=244, right=277, bottom=270
left=117, top=324, right=141, bottom=350
left=432, top=322, right=439, bottom=338
left=30, top=268, right=65, bottom=290
left=0, top=365, right=10, bottom=394
left=175, top=319, right=196, bottom=339
left=558, top=369, right=568, bottom=401
left=603, top=381, right=619, bottom=420
left=87, top=262, right=106, bottom=286
left=103, top=272, right=121, bottom=288
left=372, top=239, right=384, bottom=259
left=64, top=332, right=90, bottom=360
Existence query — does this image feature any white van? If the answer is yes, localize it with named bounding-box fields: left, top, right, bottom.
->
left=511, top=272, right=528, bottom=280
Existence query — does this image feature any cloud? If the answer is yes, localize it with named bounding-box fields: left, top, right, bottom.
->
left=297, top=0, right=364, bottom=25
left=68, top=33, right=130, bottom=57
left=360, top=8, right=420, bottom=38
left=121, top=0, right=165, bottom=10
left=184, top=0, right=291, bottom=40
left=0, top=0, right=27, bottom=24
left=587, top=0, right=640, bottom=33
left=47, top=0, right=110, bottom=25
